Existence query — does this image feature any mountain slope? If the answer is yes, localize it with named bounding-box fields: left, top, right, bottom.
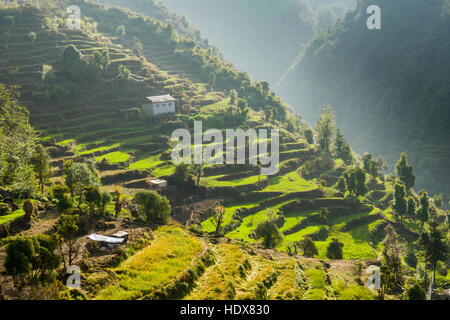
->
left=279, top=0, right=450, bottom=199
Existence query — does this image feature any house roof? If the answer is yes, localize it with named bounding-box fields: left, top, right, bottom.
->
left=147, top=179, right=168, bottom=185
left=88, top=234, right=125, bottom=244
left=146, top=94, right=176, bottom=103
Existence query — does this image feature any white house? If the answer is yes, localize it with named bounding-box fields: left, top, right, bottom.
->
left=142, top=94, right=176, bottom=117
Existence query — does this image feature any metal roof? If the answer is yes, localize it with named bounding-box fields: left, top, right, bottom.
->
left=146, top=94, right=176, bottom=103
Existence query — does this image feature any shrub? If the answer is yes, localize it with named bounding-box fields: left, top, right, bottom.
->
left=406, top=282, right=426, bottom=300
left=326, top=238, right=344, bottom=260
left=133, top=190, right=171, bottom=224
left=254, top=220, right=283, bottom=248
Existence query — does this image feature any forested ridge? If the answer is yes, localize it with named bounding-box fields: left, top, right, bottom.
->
left=280, top=0, right=450, bottom=200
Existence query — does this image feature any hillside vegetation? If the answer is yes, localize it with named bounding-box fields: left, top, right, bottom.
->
left=279, top=0, right=450, bottom=200
left=0, top=0, right=448, bottom=301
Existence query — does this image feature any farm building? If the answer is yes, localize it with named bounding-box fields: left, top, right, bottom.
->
left=147, top=179, right=168, bottom=189
left=142, top=94, right=176, bottom=117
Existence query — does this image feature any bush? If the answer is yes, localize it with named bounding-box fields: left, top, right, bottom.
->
left=326, top=238, right=344, bottom=260
left=133, top=191, right=171, bottom=224
left=406, top=282, right=426, bottom=300
left=254, top=220, right=283, bottom=248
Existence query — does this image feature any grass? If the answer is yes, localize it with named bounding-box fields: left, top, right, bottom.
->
left=201, top=174, right=263, bottom=188
left=185, top=243, right=246, bottom=300
left=96, top=151, right=130, bottom=164
left=95, top=225, right=203, bottom=300
left=128, top=154, right=163, bottom=171
left=201, top=201, right=261, bottom=233
left=262, top=171, right=317, bottom=193
left=0, top=209, right=25, bottom=225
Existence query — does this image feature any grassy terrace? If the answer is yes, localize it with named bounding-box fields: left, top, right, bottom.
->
left=95, top=225, right=203, bottom=300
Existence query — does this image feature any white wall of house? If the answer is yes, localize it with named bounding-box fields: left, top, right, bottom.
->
left=142, top=101, right=176, bottom=117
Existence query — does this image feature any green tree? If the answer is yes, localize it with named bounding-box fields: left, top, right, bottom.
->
left=382, top=225, right=403, bottom=281
left=433, top=193, right=443, bottom=208
left=304, top=128, right=314, bottom=144
left=393, top=182, right=407, bottom=221
left=191, top=162, right=205, bottom=186
left=344, top=167, right=368, bottom=197
left=406, top=282, right=426, bottom=300
left=255, top=220, right=283, bottom=248
left=326, top=238, right=344, bottom=259
left=210, top=204, right=226, bottom=236
left=63, top=160, right=100, bottom=208
left=229, top=89, right=238, bottom=106
left=28, top=31, right=36, bottom=48
left=417, top=191, right=430, bottom=230
left=99, top=191, right=111, bottom=216
left=419, top=221, right=448, bottom=287
left=407, top=196, right=416, bottom=221
left=298, top=236, right=318, bottom=257
left=315, top=105, right=336, bottom=153
left=51, top=184, right=73, bottom=212
left=336, top=176, right=346, bottom=193
left=83, top=186, right=102, bottom=215
left=395, top=153, right=415, bottom=190
left=0, top=85, right=37, bottom=196
left=133, top=190, right=171, bottom=224
left=54, top=214, right=79, bottom=269
left=30, top=144, right=51, bottom=194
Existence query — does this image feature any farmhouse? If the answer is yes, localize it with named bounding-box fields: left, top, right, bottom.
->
left=142, top=94, right=176, bottom=117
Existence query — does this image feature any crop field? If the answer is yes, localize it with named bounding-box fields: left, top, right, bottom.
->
left=95, top=225, right=204, bottom=300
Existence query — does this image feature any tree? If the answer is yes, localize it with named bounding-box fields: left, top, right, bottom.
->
left=326, top=238, right=343, bottom=259
left=5, top=235, right=60, bottom=286
left=395, top=153, right=415, bottom=190
left=191, top=162, right=205, bottom=186
left=304, top=128, right=314, bottom=145
left=63, top=160, right=100, bottom=208
left=51, top=184, right=73, bottom=212
left=84, top=186, right=102, bottom=215
left=333, top=129, right=353, bottom=164
left=376, top=155, right=389, bottom=175
left=298, top=236, right=318, bottom=257
left=210, top=205, right=226, bottom=236
left=91, top=49, right=110, bottom=72
left=0, top=85, right=38, bottom=194
left=54, top=214, right=79, bottom=269
left=30, top=144, right=51, bottom=193
left=378, top=265, right=395, bottom=300
left=417, top=191, right=430, bottom=230
left=28, top=31, right=36, bottom=48
left=229, top=89, right=238, bottom=106
left=406, top=282, right=426, bottom=300
left=433, top=193, right=443, bottom=208
left=407, top=196, right=416, bottom=221
left=344, top=167, right=368, bottom=197
left=99, top=191, right=111, bottom=216
left=419, top=221, right=448, bottom=287
left=119, top=64, right=130, bottom=81
left=382, top=225, right=403, bottom=282
left=333, top=128, right=345, bottom=156
left=315, top=105, right=336, bottom=153
left=393, top=182, right=407, bottom=221
left=255, top=220, right=283, bottom=248
left=336, top=176, right=346, bottom=193
left=133, top=191, right=171, bottom=225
